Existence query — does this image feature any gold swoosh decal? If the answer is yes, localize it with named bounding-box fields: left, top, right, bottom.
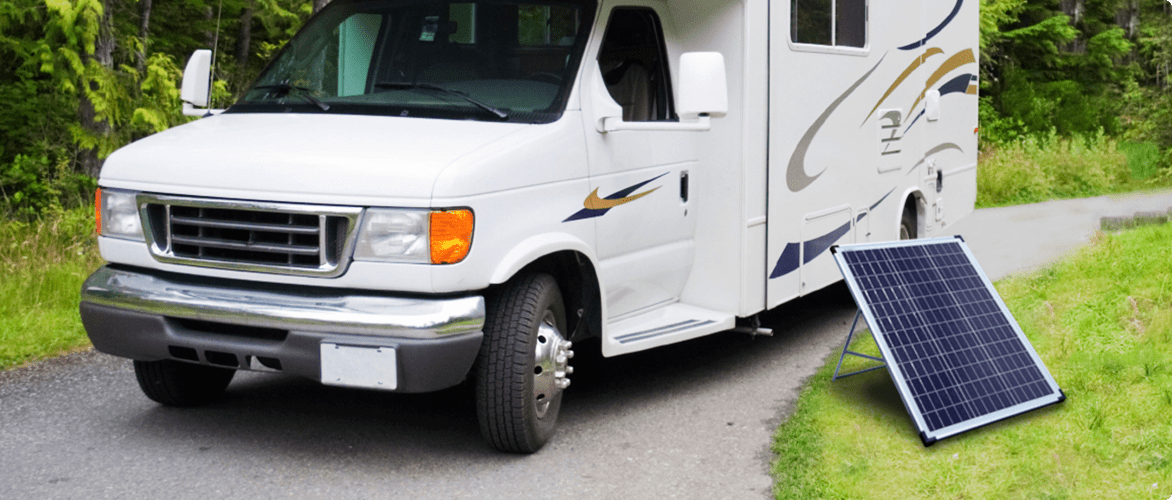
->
left=863, top=47, right=945, bottom=124
left=908, top=48, right=976, bottom=115
left=583, top=187, right=660, bottom=210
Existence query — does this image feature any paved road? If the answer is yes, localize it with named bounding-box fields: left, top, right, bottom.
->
left=1, top=189, right=1169, bottom=500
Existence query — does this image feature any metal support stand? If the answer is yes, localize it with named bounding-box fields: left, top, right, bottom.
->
left=832, top=310, right=887, bottom=381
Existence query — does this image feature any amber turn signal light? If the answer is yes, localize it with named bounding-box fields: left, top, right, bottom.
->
left=94, top=187, right=103, bottom=235
left=429, top=209, right=474, bottom=264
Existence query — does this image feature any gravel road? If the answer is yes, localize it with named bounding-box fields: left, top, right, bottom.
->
left=1, top=189, right=1168, bottom=500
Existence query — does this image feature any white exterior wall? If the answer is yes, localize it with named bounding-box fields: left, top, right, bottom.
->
left=765, top=0, right=980, bottom=309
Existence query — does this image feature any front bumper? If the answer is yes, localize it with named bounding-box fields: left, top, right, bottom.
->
left=79, top=266, right=485, bottom=393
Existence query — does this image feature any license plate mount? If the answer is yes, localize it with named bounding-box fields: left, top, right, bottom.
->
left=320, top=343, right=397, bottom=390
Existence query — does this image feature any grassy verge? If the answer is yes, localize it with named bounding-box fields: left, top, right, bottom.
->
left=772, top=223, right=1172, bottom=499
left=0, top=206, right=103, bottom=368
left=977, top=133, right=1172, bottom=208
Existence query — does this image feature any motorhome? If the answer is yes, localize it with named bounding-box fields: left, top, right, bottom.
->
left=80, top=0, right=979, bottom=452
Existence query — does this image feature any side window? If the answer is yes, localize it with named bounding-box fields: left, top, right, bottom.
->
left=519, top=5, right=579, bottom=46
left=792, top=0, right=866, bottom=48
left=597, top=8, right=675, bottom=122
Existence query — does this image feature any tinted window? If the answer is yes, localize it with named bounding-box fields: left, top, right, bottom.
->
left=597, top=8, right=675, bottom=122
left=792, top=0, right=866, bottom=48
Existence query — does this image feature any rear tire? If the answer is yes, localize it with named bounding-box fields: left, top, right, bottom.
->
left=133, top=359, right=235, bottom=407
left=900, top=206, right=917, bottom=240
left=475, top=273, right=571, bottom=453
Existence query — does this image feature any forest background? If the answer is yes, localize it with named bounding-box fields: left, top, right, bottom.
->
left=0, top=0, right=1171, bottom=218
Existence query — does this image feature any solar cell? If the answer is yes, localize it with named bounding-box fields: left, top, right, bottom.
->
left=832, top=236, right=1064, bottom=445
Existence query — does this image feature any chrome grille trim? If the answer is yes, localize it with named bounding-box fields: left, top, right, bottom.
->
left=137, top=194, right=363, bottom=278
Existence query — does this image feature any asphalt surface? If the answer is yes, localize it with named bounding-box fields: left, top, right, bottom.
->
left=1, top=189, right=1169, bottom=499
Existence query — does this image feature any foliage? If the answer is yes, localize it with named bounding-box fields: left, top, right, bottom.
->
left=772, top=223, right=1172, bottom=499
left=0, top=205, right=103, bottom=368
left=1118, top=141, right=1164, bottom=180
left=977, top=131, right=1172, bottom=208
left=0, top=154, right=96, bottom=219
left=0, top=0, right=312, bottom=219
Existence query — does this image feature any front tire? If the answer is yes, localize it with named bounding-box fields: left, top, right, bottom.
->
left=133, top=359, right=235, bottom=407
left=475, top=273, right=572, bottom=453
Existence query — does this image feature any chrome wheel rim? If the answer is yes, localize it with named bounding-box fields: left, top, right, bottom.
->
left=532, top=310, right=572, bottom=419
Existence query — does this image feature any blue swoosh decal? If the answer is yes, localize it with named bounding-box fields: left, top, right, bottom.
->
left=938, top=73, right=976, bottom=96
left=899, top=0, right=963, bottom=51
left=769, top=189, right=895, bottom=279
left=563, top=172, right=669, bottom=222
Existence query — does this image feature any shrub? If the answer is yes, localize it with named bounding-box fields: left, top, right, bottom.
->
left=978, top=131, right=1130, bottom=207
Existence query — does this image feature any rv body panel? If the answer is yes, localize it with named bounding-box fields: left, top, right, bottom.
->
left=765, top=0, right=979, bottom=308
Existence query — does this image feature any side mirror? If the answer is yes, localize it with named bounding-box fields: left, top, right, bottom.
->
left=592, top=51, right=728, bottom=133
left=677, top=52, right=728, bottom=121
left=180, top=50, right=223, bottom=117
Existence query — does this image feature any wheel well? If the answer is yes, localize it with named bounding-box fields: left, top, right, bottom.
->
left=489, top=251, right=601, bottom=342
left=903, top=192, right=923, bottom=235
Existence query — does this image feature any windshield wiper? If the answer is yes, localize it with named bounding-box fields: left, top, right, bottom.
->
left=252, top=83, right=330, bottom=111
left=375, top=82, right=508, bottom=120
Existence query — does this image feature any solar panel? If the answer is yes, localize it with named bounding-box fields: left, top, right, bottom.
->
left=831, top=236, right=1065, bottom=446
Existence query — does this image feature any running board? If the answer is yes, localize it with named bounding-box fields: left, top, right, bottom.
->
left=602, top=303, right=735, bottom=357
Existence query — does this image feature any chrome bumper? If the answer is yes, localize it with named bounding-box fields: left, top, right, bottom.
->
left=79, top=266, right=486, bottom=393
left=80, top=266, right=484, bottom=339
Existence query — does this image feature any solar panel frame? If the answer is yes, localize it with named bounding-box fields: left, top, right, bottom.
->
left=832, top=236, right=1065, bottom=446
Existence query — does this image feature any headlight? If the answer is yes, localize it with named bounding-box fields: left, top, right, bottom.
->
left=354, top=209, right=430, bottom=263
left=353, top=208, right=474, bottom=264
left=97, top=188, right=143, bottom=240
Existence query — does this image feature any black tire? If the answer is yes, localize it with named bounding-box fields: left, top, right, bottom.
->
left=900, top=206, right=917, bottom=240
left=475, top=273, right=569, bottom=453
left=133, top=359, right=235, bottom=407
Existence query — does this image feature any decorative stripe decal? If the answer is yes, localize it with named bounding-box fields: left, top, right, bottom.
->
left=907, top=49, right=976, bottom=116
left=863, top=48, right=945, bottom=125
left=903, top=71, right=978, bottom=135
left=903, top=109, right=926, bottom=135
left=898, top=0, right=964, bottom=51
left=563, top=172, right=668, bottom=222
left=787, top=56, right=886, bottom=193
left=938, top=73, right=976, bottom=97
left=769, top=188, right=895, bottom=279
left=906, top=143, right=965, bottom=176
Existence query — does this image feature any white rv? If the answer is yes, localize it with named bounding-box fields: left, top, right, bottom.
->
left=81, top=0, right=979, bottom=452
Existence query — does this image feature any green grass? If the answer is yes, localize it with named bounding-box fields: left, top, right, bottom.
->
left=977, top=133, right=1172, bottom=208
left=772, top=223, right=1172, bottom=499
left=0, top=206, right=103, bottom=368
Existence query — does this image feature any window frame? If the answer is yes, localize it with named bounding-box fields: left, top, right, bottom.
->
left=595, top=6, right=678, bottom=122
left=788, top=0, right=870, bottom=56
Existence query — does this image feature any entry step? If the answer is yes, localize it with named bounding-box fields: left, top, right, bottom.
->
left=603, top=303, right=735, bottom=356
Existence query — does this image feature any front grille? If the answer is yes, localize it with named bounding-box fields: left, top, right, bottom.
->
left=140, top=195, right=362, bottom=277
left=167, top=205, right=335, bottom=267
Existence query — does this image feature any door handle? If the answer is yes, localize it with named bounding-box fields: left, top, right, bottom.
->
left=680, top=171, right=689, bottom=203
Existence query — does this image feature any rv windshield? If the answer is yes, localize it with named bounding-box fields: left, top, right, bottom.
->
left=228, top=0, right=596, bottom=123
